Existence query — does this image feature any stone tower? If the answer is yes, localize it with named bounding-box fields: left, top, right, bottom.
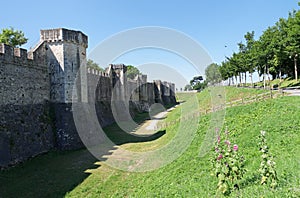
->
left=40, top=28, right=88, bottom=103
left=108, top=64, right=128, bottom=101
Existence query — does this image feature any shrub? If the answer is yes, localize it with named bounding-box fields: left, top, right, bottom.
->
left=210, top=128, right=246, bottom=195
left=258, top=130, right=278, bottom=188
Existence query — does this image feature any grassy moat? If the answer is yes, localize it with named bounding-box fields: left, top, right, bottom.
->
left=0, top=87, right=299, bottom=197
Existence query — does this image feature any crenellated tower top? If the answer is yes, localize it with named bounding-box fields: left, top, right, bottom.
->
left=40, top=28, right=88, bottom=48
left=40, top=28, right=88, bottom=103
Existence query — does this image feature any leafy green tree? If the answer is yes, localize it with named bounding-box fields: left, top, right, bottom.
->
left=216, top=6, right=300, bottom=84
left=193, top=80, right=208, bottom=90
left=205, top=63, right=222, bottom=85
left=219, top=60, right=235, bottom=85
left=225, top=53, right=243, bottom=85
left=0, top=27, right=28, bottom=47
left=189, top=76, right=207, bottom=90
left=126, top=65, right=141, bottom=79
left=237, top=42, right=248, bottom=85
left=273, top=18, right=289, bottom=80
left=184, top=84, right=192, bottom=91
left=87, top=59, right=104, bottom=72
left=285, top=10, right=300, bottom=80
left=243, top=31, right=256, bottom=85
left=190, top=76, right=203, bottom=86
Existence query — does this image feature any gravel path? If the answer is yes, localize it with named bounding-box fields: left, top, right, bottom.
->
left=283, top=89, right=300, bottom=96
left=133, top=106, right=177, bottom=135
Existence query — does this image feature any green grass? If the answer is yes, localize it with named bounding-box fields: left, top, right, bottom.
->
left=0, top=149, right=98, bottom=198
left=253, top=77, right=300, bottom=89
left=184, top=86, right=269, bottom=111
left=223, top=86, right=268, bottom=101
left=1, top=87, right=299, bottom=197
left=67, top=90, right=299, bottom=197
left=278, top=78, right=300, bottom=88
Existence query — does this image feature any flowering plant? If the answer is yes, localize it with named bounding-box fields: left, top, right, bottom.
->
left=210, top=128, right=246, bottom=195
left=258, top=131, right=278, bottom=188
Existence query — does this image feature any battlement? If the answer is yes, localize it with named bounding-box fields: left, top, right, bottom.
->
left=132, top=74, right=146, bottom=82
left=0, top=43, right=46, bottom=66
left=127, top=78, right=137, bottom=83
left=87, top=67, right=109, bottom=77
left=109, top=64, right=127, bottom=72
left=40, top=28, right=88, bottom=48
left=153, top=80, right=174, bottom=87
left=153, top=80, right=162, bottom=85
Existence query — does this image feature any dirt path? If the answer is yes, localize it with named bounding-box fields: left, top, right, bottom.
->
left=132, top=106, right=177, bottom=135
left=283, top=89, right=300, bottom=96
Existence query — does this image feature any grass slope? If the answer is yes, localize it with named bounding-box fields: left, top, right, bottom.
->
left=0, top=87, right=299, bottom=197
left=248, top=77, right=300, bottom=88
left=67, top=89, right=299, bottom=197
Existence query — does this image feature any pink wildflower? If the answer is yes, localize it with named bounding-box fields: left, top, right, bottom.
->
left=217, top=136, right=221, bottom=144
left=217, top=154, right=223, bottom=160
left=215, top=147, right=219, bottom=152
left=233, top=144, right=238, bottom=151
left=224, top=140, right=231, bottom=146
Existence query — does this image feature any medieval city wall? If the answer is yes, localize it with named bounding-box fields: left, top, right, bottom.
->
left=0, top=28, right=177, bottom=168
left=0, top=44, right=54, bottom=167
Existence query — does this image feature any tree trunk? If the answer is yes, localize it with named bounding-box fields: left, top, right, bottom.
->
left=263, top=65, right=266, bottom=89
left=250, top=72, right=253, bottom=87
left=295, top=57, right=298, bottom=81
left=279, top=69, right=282, bottom=83
left=267, top=66, right=271, bottom=89
left=257, top=67, right=261, bottom=82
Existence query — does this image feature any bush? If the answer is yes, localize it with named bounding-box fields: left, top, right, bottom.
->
left=210, top=127, right=246, bottom=195
left=258, top=131, right=278, bottom=188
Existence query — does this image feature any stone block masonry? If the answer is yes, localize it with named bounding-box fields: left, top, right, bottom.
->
left=0, top=28, right=176, bottom=168
left=0, top=43, right=53, bottom=167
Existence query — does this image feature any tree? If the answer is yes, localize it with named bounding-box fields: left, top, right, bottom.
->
left=0, top=27, right=28, bottom=47
left=126, top=65, right=141, bottom=79
left=87, top=59, right=104, bottom=72
left=189, top=75, right=207, bottom=90
left=190, top=75, right=203, bottom=85
left=217, top=6, right=300, bottom=84
left=205, top=63, right=222, bottom=85
left=219, top=60, right=234, bottom=85
left=194, top=80, right=208, bottom=90
left=285, top=10, right=300, bottom=80
left=184, top=84, right=192, bottom=91
left=243, top=31, right=256, bottom=86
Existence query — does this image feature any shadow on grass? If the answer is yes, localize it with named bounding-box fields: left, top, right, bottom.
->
left=239, top=174, right=260, bottom=189
left=105, top=128, right=166, bottom=145
left=103, top=111, right=167, bottom=145
left=0, top=149, right=98, bottom=198
left=0, top=112, right=167, bottom=198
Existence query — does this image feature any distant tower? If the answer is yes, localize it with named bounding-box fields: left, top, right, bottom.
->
left=40, top=28, right=88, bottom=103
left=109, top=64, right=128, bottom=101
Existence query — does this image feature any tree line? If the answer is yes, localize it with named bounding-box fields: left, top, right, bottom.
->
left=218, top=6, right=300, bottom=85
left=185, top=5, right=300, bottom=91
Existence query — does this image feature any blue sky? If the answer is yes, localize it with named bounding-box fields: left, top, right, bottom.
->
left=1, top=0, right=299, bottom=89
